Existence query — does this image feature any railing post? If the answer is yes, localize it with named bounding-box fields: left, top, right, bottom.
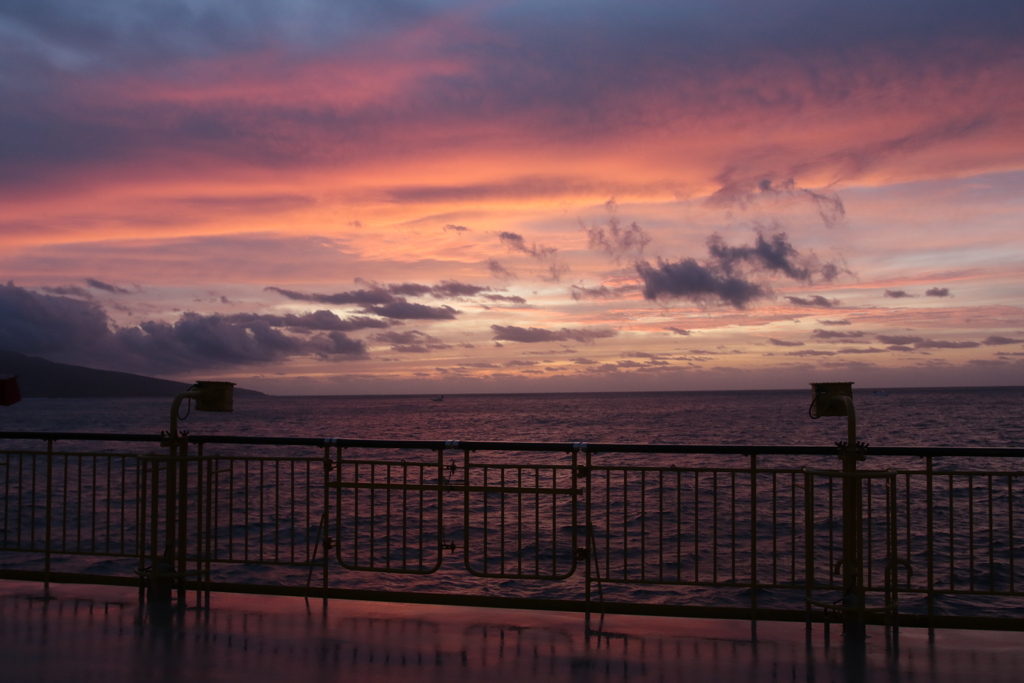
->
left=44, top=438, right=53, bottom=589
left=840, top=442, right=866, bottom=640
left=750, top=453, right=758, bottom=622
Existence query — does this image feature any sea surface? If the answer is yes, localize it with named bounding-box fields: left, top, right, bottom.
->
left=4, top=385, right=1024, bottom=447
left=3, top=386, right=1024, bottom=618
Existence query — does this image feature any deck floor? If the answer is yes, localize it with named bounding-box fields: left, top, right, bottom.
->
left=2, top=579, right=1022, bottom=682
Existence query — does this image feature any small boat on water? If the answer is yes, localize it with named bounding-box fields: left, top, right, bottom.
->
left=432, top=395, right=444, bottom=402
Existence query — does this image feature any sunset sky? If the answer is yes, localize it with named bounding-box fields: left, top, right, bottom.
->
left=1, top=1, right=1022, bottom=395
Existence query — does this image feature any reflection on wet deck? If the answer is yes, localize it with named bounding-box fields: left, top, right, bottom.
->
left=2, top=580, right=1022, bottom=683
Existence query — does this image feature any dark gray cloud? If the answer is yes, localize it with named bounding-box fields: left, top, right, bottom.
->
left=40, top=284, right=92, bottom=298
left=569, top=284, right=639, bottom=301
left=498, top=231, right=567, bottom=282
left=925, top=287, right=951, bottom=297
left=481, top=293, right=527, bottom=305
left=768, top=338, right=804, bottom=347
left=786, top=295, right=839, bottom=308
left=637, top=257, right=766, bottom=308
left=983, top=336, right=1024, bottom=345
left=817, top=318, right=851, bottom=325
left=86, top=278, right=132, bottom=294
left=362, top=301, right=458, bottom=320
left=884, top=289, right=914, bottom=299
left=0, top=281, right=111, bottom=354
left=486, top=259, right=515, bottom=280
left=812, top=329, right=865, bottom=340
left=373, top=280, right=490, bottom=299
left=443, top=224, right=469, bottom=232
left=224, top=310, right=388, bottom=331
left=267, top=285, right=460, bottom=319
left=637, top=229, right=844, bottom=309
left=708, top=177, right=846, bottom=229
left=707, top=229, right=844, bottom=283
left=491, top=324, right=617, bottom=344
left=371, top=330, right=450, bottom=353
left=582, top=200, right=651, bottom=262
left=876, top=334, right=980, bottom=350
left=877, top=335, right=924, bottom=346
left=667, top=327, right=691, bottom=336
left=267, top=286, right=395, bottom=306
left=914, top=339, right=980, bottom=349
left=0, top=281, right=367, bottom=374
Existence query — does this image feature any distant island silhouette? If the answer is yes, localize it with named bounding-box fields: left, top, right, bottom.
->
left=0, top=351, right=264, bottom=399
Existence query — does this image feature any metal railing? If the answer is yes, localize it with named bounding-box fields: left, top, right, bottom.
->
left=2, top=431, right=1023, bottom=630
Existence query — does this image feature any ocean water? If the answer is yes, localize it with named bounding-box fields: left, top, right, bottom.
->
left=3, top=386, right=1024, bottom=618
left=4, top=385, right=1023, bottom=447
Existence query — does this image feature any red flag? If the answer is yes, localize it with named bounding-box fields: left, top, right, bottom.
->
left=0, top=376, right=21, bottom=406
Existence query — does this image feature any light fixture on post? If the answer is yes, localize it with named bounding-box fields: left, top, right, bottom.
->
left=808, top=381, right=868, bottom=641
left=150, top=381, right=235, bottom=604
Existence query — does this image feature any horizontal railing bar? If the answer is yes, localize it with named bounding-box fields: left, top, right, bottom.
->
left=0, top=432, right=165, bottom=443
left=332, top=482, right=578, bottom=494
left=4, top=431, right=1023, bottom=458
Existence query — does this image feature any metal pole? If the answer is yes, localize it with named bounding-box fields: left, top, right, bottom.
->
left=838, top=396, right=866, bottom=640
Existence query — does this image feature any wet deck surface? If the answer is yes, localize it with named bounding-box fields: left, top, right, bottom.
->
left=2, top=580, right=1023, bottom=683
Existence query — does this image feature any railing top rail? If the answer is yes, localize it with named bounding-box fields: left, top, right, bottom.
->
left=1, top=430, right=1022, bottom=458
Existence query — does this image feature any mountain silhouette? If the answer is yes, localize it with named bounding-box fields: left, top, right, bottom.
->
left=0, top=351, right=264, bottom=399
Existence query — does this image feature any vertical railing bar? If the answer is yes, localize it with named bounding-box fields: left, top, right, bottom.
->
left=551, top=466, right=556, bottom=576
left=904, top=472, right=911, bottom=585
left=675, top=469, right=682, bottom=582
left=988, top=474, right=995, bottom=593
left=926, top=456, right=934, bottom=620
left=1009, top=474, right=1015, bottom=595
left=275, top=460, right=281, bottom=563
left=866, top=476, right=874, bottom=589
left=535, top=466, right=540, bottom=574
left=640, top=469, right=646, bottom=581
left=385, top=463, right=392, bottom=570
left=712, top=471, right=718, bottom=585
left=948, top=473, right=954, bottom=590
left=291, top=460, right=297, bottom=563
left=750, top=455, right=758, bottom=616
left=353, top=461, right=360, bottom=564
left=28, top=452, right=35, bottom=549
left=969, top=474, right=975, bottom=592
left=136, top=457, right=147, bottom=599
left=259, top=461, right=265, bottom=561
left=76, top=455, right=83, bottom=550
left=658, top=469, right=664, bottom=583
left=228, top=459, right=235, bottom=562
left=45, top=441, right=54, bottom=582
left=693, top=471, right=699, bottom=582
left=483, top=464, right=489, bottom=574
left=791, top=471, right=799, bottom=585
left=149, top=455, right=160, bottom=595
left=369, top=462, right=376, bottom=568
left=415, top=458, right=423, bottom=573
left=62, top=454, right=69, bottom=552
left=517, top=467, right=523, bottom=574
left=731, top=470, right=736, bottom=583
left=305, top=460, right=311, bottom=561
left=402, top=462, right=408, bottom=569
left=826, top=475, right=833, bottom=587
left=121, top=456, right=128, bottom=556
left=243, top=460, right=250, bottom=562
left=500, top=466, right=506, bottom=575
left=91, top=454, right=97, bottom=552
left=606, top=468, right=612, bottom=579
left=772, top=470, right=778, bottom=586
left=105, top=455, right=112, bottom=555
left=623, top=470, right=629, bottom=581
left=804, top=469, right=812, bottom=628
